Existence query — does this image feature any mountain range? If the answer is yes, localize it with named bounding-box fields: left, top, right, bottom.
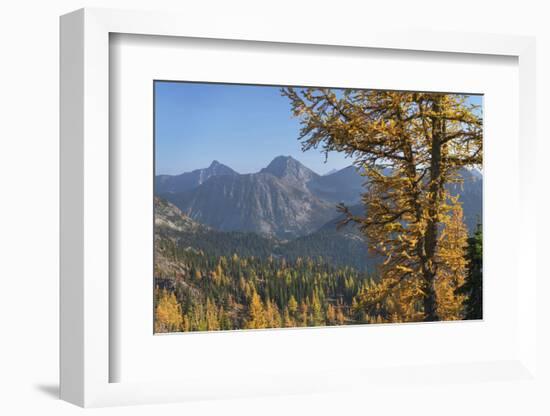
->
left=156, top=156, right=366, bottom=239
left=156, top=155, right=482, bottom=239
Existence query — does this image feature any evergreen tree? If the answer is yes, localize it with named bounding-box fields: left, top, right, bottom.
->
left=459, top=225, right=483, bottom=319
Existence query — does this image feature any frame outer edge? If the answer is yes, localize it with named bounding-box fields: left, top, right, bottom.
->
left=58, top=6, right=539, bottom=407
left=82, top=8, right=111, bottom=407
left=517, top=39, right=537, bottom=376
left=60, top=8, right=85, bottom=407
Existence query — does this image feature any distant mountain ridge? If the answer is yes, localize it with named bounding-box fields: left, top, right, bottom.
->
left=155, top=160, right=238, bottom=194
left=156, top=156, right=482, bottom=239
left=160, top=160, right=336, bottom=239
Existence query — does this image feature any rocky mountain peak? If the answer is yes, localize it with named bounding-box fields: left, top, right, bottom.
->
left=204, top=160, right=235, bottom=175
left=261, top=155, right=319, bottom=185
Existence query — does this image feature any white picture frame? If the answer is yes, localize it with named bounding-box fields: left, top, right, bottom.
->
left=60, top=7, right=538, bottom=408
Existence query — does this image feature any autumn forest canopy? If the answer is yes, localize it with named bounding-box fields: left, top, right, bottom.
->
left=154, top=84, right=483, bottom=332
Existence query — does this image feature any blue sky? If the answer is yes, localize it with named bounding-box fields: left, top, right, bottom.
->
left=155, top=82, right=482, bottom=175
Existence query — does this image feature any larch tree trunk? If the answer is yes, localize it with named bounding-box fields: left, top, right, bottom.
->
left=422, top=97, right=444, bottom=321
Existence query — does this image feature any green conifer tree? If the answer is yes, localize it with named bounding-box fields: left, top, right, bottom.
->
left=459, top=225, right=483, bottom=319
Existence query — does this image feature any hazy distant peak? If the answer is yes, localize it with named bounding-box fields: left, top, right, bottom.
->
left=201, top=160, right=237, bottom=176
left=206, top=159, right=231, bottom=170
left=155, top=160, right=238, bottom=194
left=264, top=155, right=299, bottom=170
left=323, top=168, right=339, bottom=176
left=273, top=155, right=293, bottom=161
left=261, top=155, right=318, bottom=182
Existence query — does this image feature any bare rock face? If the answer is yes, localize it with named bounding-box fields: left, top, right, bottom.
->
left=260, top=155, right=319, bottom=188
left=154, top=196, right=205, bottom=234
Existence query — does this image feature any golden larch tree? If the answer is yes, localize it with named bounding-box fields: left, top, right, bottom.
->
left=154, top=290, right=183, bottom=333
left=434, top=202, right=469, bottom=320
left=245, top=291, right=268, bottom=329
left=283, top=88, right=481, bottom=321
left=205, top=297, right=220, bottom=330
left=265, top=298, right=282, bottom=328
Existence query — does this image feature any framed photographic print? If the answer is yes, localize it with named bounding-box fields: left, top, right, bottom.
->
left=60, top=8, right=538, bottom=408
left=152, top=81, right=483, bottom=333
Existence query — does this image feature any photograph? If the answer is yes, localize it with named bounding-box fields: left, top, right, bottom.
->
left=153, top=81, right=483, bottom=333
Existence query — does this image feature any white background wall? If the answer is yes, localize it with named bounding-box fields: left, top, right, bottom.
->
left=0, top=1, right=548, bottom=415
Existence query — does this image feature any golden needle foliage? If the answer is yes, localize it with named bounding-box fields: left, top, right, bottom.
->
left=283, top=88, right=482, bottom=322
left=245, top=290, right=268, bottom=329
left=435, top=204, right=468, bottom=320
left=154, top=289, right=184, bottom=333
